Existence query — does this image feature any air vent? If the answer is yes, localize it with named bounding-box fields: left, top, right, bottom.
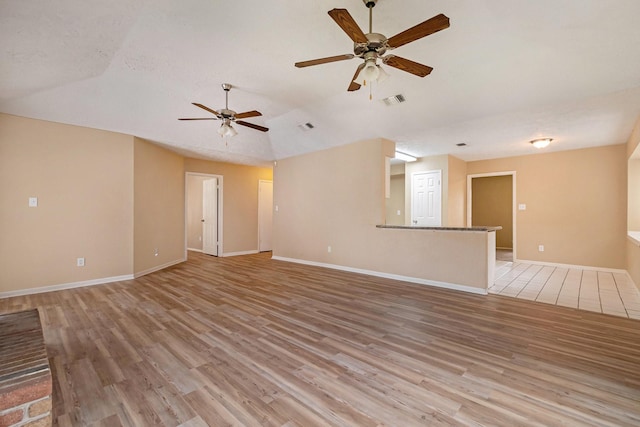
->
left=297, top=122, right=315, bottom=131
left=381, top=94, right=406, bottom=106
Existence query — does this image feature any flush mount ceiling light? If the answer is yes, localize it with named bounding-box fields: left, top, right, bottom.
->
left=395, top=151, right=417, bottom=162
left=530, top=138, right=553, bottom=149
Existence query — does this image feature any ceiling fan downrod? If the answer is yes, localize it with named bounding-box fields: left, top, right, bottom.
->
left=222, top=83, right=231, bottom=110
left=364, top=0, right=377, bottom=33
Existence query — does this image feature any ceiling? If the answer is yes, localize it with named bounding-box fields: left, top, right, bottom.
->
left=2, top=0, right=640, bottom=167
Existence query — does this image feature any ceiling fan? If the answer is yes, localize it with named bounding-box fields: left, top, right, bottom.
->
left=295, top=0, right=450, bottom=92
left=179, top=83, right=268, bottom=137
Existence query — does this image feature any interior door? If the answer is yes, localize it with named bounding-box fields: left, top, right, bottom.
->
left=202, top=178, right=218, bottom=256
left=258, top=180, right=273, bottom=252
left=411, top=170, right=442, bottom=226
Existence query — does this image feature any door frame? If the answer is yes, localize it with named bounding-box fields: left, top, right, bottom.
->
left=258, top=179, right=273, bottom=252
left=184, top=172, right=223, bottom=259
left=466, top=171, right=516, bottom=260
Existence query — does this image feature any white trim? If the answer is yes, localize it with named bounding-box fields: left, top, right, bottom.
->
left=467, top=171, right=517, bottom=260
left=187, top=247, right=203, bottom=253
left=223, top=250, right=259, bottom=257
left=0, top=274, right=134, bottom=299
left=271, top=256, right=488, bottom=295
left=134, top=258, right=185, bottom=278
left=516, top=259, right=627, bottom=274
left=185, top=172, right=224, bottom=259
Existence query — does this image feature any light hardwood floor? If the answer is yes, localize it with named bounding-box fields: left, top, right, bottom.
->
left=1, top=252, right=639, bottom=426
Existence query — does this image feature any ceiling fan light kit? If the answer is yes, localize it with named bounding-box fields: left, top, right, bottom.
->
left=178, top=83, right=269, bottom=139
left=295, top=0, right=449, bottom=96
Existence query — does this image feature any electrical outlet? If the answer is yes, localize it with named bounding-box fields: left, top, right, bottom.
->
left=396, top=210, right=401, bottom=216
left=538, top=245, right=544, bottom=252
left=77, top=257, right=85, bottom=267
left=154, top=248, right=159, bottom=257
left=327, top=246, right=332, bottom=253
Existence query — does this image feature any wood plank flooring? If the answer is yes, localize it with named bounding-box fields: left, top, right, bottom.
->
left=1, top=251, right=639, bottom=426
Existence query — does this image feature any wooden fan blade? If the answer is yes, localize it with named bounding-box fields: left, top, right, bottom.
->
left=348, top=63, right=365, bottom=92
left=237, top=121, right=269, bottom=132
left=178, top=118, right=218, bottom=121
left=387, top=14, right=450, bottom=49
left=328, top=9, right=367, bottom=44
left=192, top=103, right=220, bottom=116
left=235, top=110, right=262, bottom=119
left=295, top=54, right=355, bottom=68
left=383, top=55, right=433, bottom=77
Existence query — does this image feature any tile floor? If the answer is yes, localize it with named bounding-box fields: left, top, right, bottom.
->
left=492, top=257, right=640, bottom=320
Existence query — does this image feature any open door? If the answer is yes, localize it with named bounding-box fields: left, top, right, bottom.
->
left=202, top=178, right=218, bottom=256
left=258, top=180, right=273, bottom=252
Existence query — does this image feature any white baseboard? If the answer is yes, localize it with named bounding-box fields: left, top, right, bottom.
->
left=516, top=259, right=627, bottom=274
left=271, top=256, right=487, bottom=295
left=187, top=247, right=203, bottom=253
left=0, top=274, right=135, bottom=299
left=134, top=258, right=186, bottom=278
left=223, top=250, right=259, bottom=257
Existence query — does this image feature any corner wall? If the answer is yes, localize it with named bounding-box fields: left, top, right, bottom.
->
left=133, top=138, right=185, bottom=275
left=0, top=114, right=134, bottom=293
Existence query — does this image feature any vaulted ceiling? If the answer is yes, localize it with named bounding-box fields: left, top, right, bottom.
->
left=2, top=0, right=640, bottom=166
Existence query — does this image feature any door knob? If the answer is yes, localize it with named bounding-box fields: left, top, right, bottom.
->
left=201, top=219, right=205, bottom=222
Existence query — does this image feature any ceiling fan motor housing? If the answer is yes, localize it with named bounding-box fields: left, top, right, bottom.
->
left=354, top=33, right=388, bottom=57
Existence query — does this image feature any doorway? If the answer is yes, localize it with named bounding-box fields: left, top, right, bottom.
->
left=411, top=170, right=442, bottom=226
left=185, top=172, right=223, bottom=257
left=467, top=172, right=516, bottom=261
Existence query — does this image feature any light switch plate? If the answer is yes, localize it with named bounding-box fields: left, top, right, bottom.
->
left=518, top=204, right=526, bottom=211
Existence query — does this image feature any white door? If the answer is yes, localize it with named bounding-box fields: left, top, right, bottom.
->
left=411, top=170, right=442, bottom=226
left=202, top=178, right=218, bottom=256
left=258, top=180, right=273, bottom=252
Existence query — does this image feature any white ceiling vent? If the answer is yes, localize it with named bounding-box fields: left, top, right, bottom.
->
left=381, top=94, right=406, bottom=106
left=297, top=122, right=315, bottom=131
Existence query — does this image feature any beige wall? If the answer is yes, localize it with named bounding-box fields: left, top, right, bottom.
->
left=472, top=175, right=513, bottom=249
left=273, top=139, right=494, bottom=291
left=0, top=114, right=134, bottom=293
left=183, top=158, right=272, bottom=254
left=468, top=145, right=627, bottom=268
left=448, top=155, right=467, bottom=227
left=385, top=174, right=405, bottom=225
left=628, top=159, right=640, bottom=231
left=626, top=117, right=640, bottom=290
left=133, top=138, right=185, bottom=275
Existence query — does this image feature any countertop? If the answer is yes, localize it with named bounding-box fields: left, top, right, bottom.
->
left=376, top=225, right=502, bottom=232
